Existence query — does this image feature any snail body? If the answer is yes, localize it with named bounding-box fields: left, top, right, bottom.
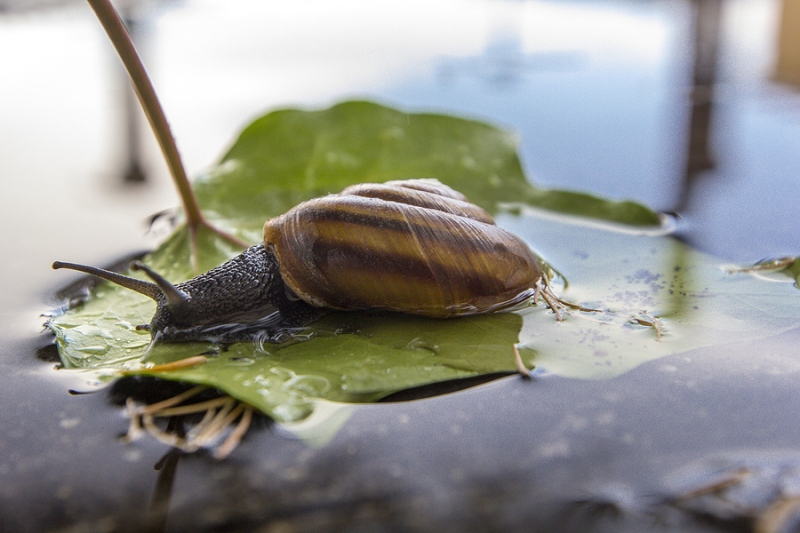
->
left=54, top=179, right=560, bottom=343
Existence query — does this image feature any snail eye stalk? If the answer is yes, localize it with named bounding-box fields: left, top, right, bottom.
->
left=130, top=261, right=189, bottom=309
left=52, top=261, right=161, bottom=301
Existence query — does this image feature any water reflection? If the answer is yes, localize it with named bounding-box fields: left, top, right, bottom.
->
left=145, top=443, right=180, bottom=533
left=437, top=0, right=587, bottom=87
left=675, top=0, right=722, bottom=212
left=774, top=0, right=800, bottom=89
left=663, top=452, right=800, bottom=533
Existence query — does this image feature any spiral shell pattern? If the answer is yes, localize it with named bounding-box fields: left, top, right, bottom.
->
left=263, top=179, right=543, bottom=317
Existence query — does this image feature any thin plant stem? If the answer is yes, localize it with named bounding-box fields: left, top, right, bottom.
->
left=513, top=345, right=530, bottom=378
left=85, top=0, right=248, bottom=267
left=214, top=406, right=253, bottom=460
left=191, top=400, right=239, bottom=446
left=184, top=408, right=221, bottom=442
left=137, top=385, right=207, bottom=416
left=122, top=397, right=143, bottom=443
left=154, top=396, right=234, bottom=417
left=125, top=391, right=254, bottom=458
left=142, top=413, right=193, bottom=450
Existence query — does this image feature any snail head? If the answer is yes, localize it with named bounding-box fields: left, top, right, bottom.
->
left=52, top=260, right=194, bottom=336
left=52, top=245, right=323, bottom=343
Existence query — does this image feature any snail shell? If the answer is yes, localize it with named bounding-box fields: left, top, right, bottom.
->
left=264, top=179, right=543, bottom=318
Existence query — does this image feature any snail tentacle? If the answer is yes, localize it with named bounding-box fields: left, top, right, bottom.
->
left=131, top=261, right=190, bottom=310
left=52, top=261, right=162, bottom=301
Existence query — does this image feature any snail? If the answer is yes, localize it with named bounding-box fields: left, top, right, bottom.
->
left=53, top=178, right=569, bottom=343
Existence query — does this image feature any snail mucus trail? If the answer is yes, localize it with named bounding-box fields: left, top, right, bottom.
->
left=53, top=179, right=570, bottom=344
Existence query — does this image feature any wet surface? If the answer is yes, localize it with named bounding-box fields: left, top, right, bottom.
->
left=5, top=329, right=800, bottom=532
left=2, top=1, right=800, bottom=532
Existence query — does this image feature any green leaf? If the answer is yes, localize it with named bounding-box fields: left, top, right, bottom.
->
left=124, top=312, right=524, bottom=423
left=195, top=100, right=661, bottom=231
left=47, top=101, right=799, bottom=426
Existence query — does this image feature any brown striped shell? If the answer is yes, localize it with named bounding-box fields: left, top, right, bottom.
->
left=262, top=179, right=544, bottom=318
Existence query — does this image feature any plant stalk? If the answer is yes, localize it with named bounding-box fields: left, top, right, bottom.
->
left=86, top=0, right=248, bottom=265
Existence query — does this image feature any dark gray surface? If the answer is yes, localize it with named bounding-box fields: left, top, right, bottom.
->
left=3, top=327, right=800, bottom=532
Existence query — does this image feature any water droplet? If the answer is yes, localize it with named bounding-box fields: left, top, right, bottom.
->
left=59, top=418, right=80, bottom=430
left=75, top=345, right=109, bottom=356
left=227, top=357, right=255, bottom=366
left=405, top=337, right=440, bottom=354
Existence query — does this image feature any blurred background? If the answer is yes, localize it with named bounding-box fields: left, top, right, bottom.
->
left=0, top=0, right=798, bottom=331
